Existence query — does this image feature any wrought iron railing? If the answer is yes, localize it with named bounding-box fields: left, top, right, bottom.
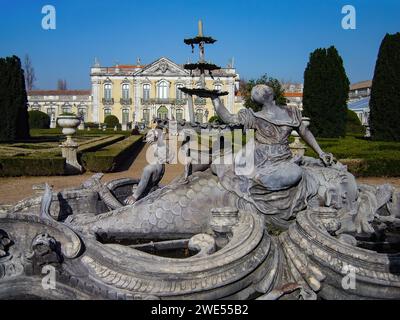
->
left=102, top=98, right=114, bottom=105
left=141, top=98, right=187, bottom=105
left=120, top=98, right=132, bottom=105
left=194, top=97, right=207, bottom=105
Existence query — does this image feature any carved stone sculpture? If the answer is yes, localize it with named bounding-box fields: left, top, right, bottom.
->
left=0, top=26, right=399, bottom=300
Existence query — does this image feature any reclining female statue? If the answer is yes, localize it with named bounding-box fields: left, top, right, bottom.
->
left=208, top=84, right=334, bottom=191
left=194, top=84, right=351, bottom=225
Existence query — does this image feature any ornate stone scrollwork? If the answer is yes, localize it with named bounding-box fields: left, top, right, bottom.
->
left=0, top=230, right=11, bottom=258
left=24, top=233, right=62, bottom=276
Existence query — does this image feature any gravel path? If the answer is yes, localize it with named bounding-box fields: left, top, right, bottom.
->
left=0, top=144, right=184, bottom=205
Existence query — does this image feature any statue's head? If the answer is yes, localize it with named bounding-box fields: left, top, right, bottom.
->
left=251, top=85, right=274, bottom=105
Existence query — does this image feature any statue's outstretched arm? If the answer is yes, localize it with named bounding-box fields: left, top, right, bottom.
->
left=297, top=122, right=334, bottom=166
left=211, top=96, right=238, bottom=124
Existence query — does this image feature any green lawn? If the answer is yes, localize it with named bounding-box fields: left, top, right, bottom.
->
left=305, top=135, right=400, bottom=177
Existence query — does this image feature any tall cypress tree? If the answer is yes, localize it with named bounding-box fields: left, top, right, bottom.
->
left=370, top=33, right=400, bottom=141
left=0, top=55, right=30, bottom=141
left=303, top=46, right=349, bottom=138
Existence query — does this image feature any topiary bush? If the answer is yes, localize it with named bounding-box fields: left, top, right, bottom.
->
left=346, top=109, right=365, bottom=136
left=303, top=46, right=349, bottom=138
left=370, top=33, right=400, bottom=141
left=104, top=115, right=120, bottom=129
left=208, top=115, right=222, bottom=124
left=28, top=110, right=50, bottom=129
left=0, top=55, right=30, bottom=141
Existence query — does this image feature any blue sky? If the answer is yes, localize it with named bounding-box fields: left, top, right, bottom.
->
left=0, top=0, right=399, bottom=89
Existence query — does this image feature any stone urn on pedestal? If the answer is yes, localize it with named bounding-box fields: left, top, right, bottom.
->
left=57, top=115, right=83, bottom=174
left=289, top=117, right=310, bottom=157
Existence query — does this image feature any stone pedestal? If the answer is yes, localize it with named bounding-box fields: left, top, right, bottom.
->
left=289, top=131, right=307, bottom=157
left=289, top=116, right=310, bottom=157
left=210, top=207, right=239, bottom=249
left=121, top=123, right=127, bottom=131
left=78, top=121, right=85, bottom=130
left=57, top=115, right=83, bottom=175
left=60, top=137, right=83, bottom=174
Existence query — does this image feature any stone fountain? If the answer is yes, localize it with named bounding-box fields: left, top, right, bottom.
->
left=179, top=20, right=228, bottom=100
left=0, top=23, right=400, bottom=300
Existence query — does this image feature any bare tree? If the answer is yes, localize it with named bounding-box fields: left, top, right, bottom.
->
left=57, top=79, right=67, bottom=90
left=24, top=54, right=36, bottom=91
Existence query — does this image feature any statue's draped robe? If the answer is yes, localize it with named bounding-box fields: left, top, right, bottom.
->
left=213, top=106, right=319, bottom=221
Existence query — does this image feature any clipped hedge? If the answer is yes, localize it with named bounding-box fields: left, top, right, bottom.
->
left=340, top=158, right=400, bottom=177
left=81, top=135, right=143, bottom=172
left=78, top=135, right=125, bottom=153
left=28, top=110, right=50, bottom=129
left=0, top=156, right=66, bottom=177
left=305, top=136, right=400, bottom=177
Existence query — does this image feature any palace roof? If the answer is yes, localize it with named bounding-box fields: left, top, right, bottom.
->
left=28, top=90, right=91, bottom=96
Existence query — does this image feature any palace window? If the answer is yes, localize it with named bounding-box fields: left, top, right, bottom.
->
left=122, top=83, right=130, bottom=100
left=104, top=108, right=112, bottom=119
left=143, top=84, right=150, bottom=101
left=104, top=83, right=112, bottom=100
left=143, top=109, right=150, bottom=125
left=176, top=83, right=185, bottom=100
left=157, top=80, right=169, bottom=99
left=122, top=109, right=129, bottom=124
left=31, top=103, right=40, bottom=111
left=62, top=105, right=72, bottom=114
left=195, top=109, right=204, bottom=123
left=47, top=107, right=56, bottom=116
left=176, top=109, right=183, bottom=121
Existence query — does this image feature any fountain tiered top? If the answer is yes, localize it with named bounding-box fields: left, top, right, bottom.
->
left=179, top=20, right=228, bottom=97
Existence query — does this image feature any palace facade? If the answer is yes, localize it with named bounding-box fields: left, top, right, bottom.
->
left=27, top=57, right=242, bottom=127
left=27, top=90, right=92, bottom=122
left=90, top=57, right=241, bottom=126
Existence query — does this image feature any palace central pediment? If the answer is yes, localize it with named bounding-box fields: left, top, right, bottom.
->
left=135, top=57, right=189, bottom=77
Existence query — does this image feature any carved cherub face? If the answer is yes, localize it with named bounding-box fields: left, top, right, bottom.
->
left=251, top=85, right=274, bottom=105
